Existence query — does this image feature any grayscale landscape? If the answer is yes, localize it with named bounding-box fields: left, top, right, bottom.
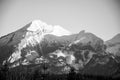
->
left=0, top=0, right=120, bottom=80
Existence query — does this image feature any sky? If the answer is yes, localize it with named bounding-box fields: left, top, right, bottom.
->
left=0, top=0, right=120, bottom=41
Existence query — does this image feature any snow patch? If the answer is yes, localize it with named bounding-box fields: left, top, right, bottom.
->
left=22, top=59, right=30, bottom=65
left=50, top=50, right=76, bottom=64
left=51, top=50, right=67, bottom=58
left=69, top=37, right=86, bottom=47
left=10, top=62, right=20, bottom=68
left=8, top=51, right=21, bottom=63
left=50, top=25, right=71, bottom=36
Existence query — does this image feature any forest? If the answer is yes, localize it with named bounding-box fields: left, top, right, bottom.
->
left=0, top=63, right=119, bottom=80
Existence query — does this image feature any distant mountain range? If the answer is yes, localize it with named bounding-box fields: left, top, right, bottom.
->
left=0, top=20, right=120, bottom=78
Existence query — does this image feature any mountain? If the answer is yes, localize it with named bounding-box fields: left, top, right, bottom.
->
left=0, top=20, right=120, bottom=79
left=0, top=20, right=71, bottom=64
left=105, top=34, right=120, bottom=47
left=105, top=34, right=120, bottom=63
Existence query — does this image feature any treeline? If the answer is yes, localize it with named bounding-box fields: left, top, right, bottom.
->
left=0, top=64, right=119, bottom=80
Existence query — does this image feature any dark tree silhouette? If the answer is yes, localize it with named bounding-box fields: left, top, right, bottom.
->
left=67, top=67, right=76, bottom=80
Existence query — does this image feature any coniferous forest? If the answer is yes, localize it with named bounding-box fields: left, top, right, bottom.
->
left=0, top=63, right=120, bottom=80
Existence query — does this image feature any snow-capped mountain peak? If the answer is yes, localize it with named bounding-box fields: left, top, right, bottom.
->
left=27, top=20, right=53, bottom=33
left=6, top=20, right=72, bottom=65
left=27, top=20, right=71, bottom=36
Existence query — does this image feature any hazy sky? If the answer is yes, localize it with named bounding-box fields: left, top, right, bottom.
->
left=0, top=0, right=120, bottom=41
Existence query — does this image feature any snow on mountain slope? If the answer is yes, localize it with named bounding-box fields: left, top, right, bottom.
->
left=1, top=20, right=119, bottom=77
left=6, top=20, right=72, bottom=65
left=27, top=20, right=71, bottom=36
left=105, top=33, right=120, bottom=59
left=50, top=50, right=75, bottom=65
left=50, top=25, right=71, bottom=36
left=27, top=20, right=53, bottom=32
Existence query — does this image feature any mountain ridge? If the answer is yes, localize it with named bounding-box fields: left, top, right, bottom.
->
left=0, top=20, right=120, bottom=77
